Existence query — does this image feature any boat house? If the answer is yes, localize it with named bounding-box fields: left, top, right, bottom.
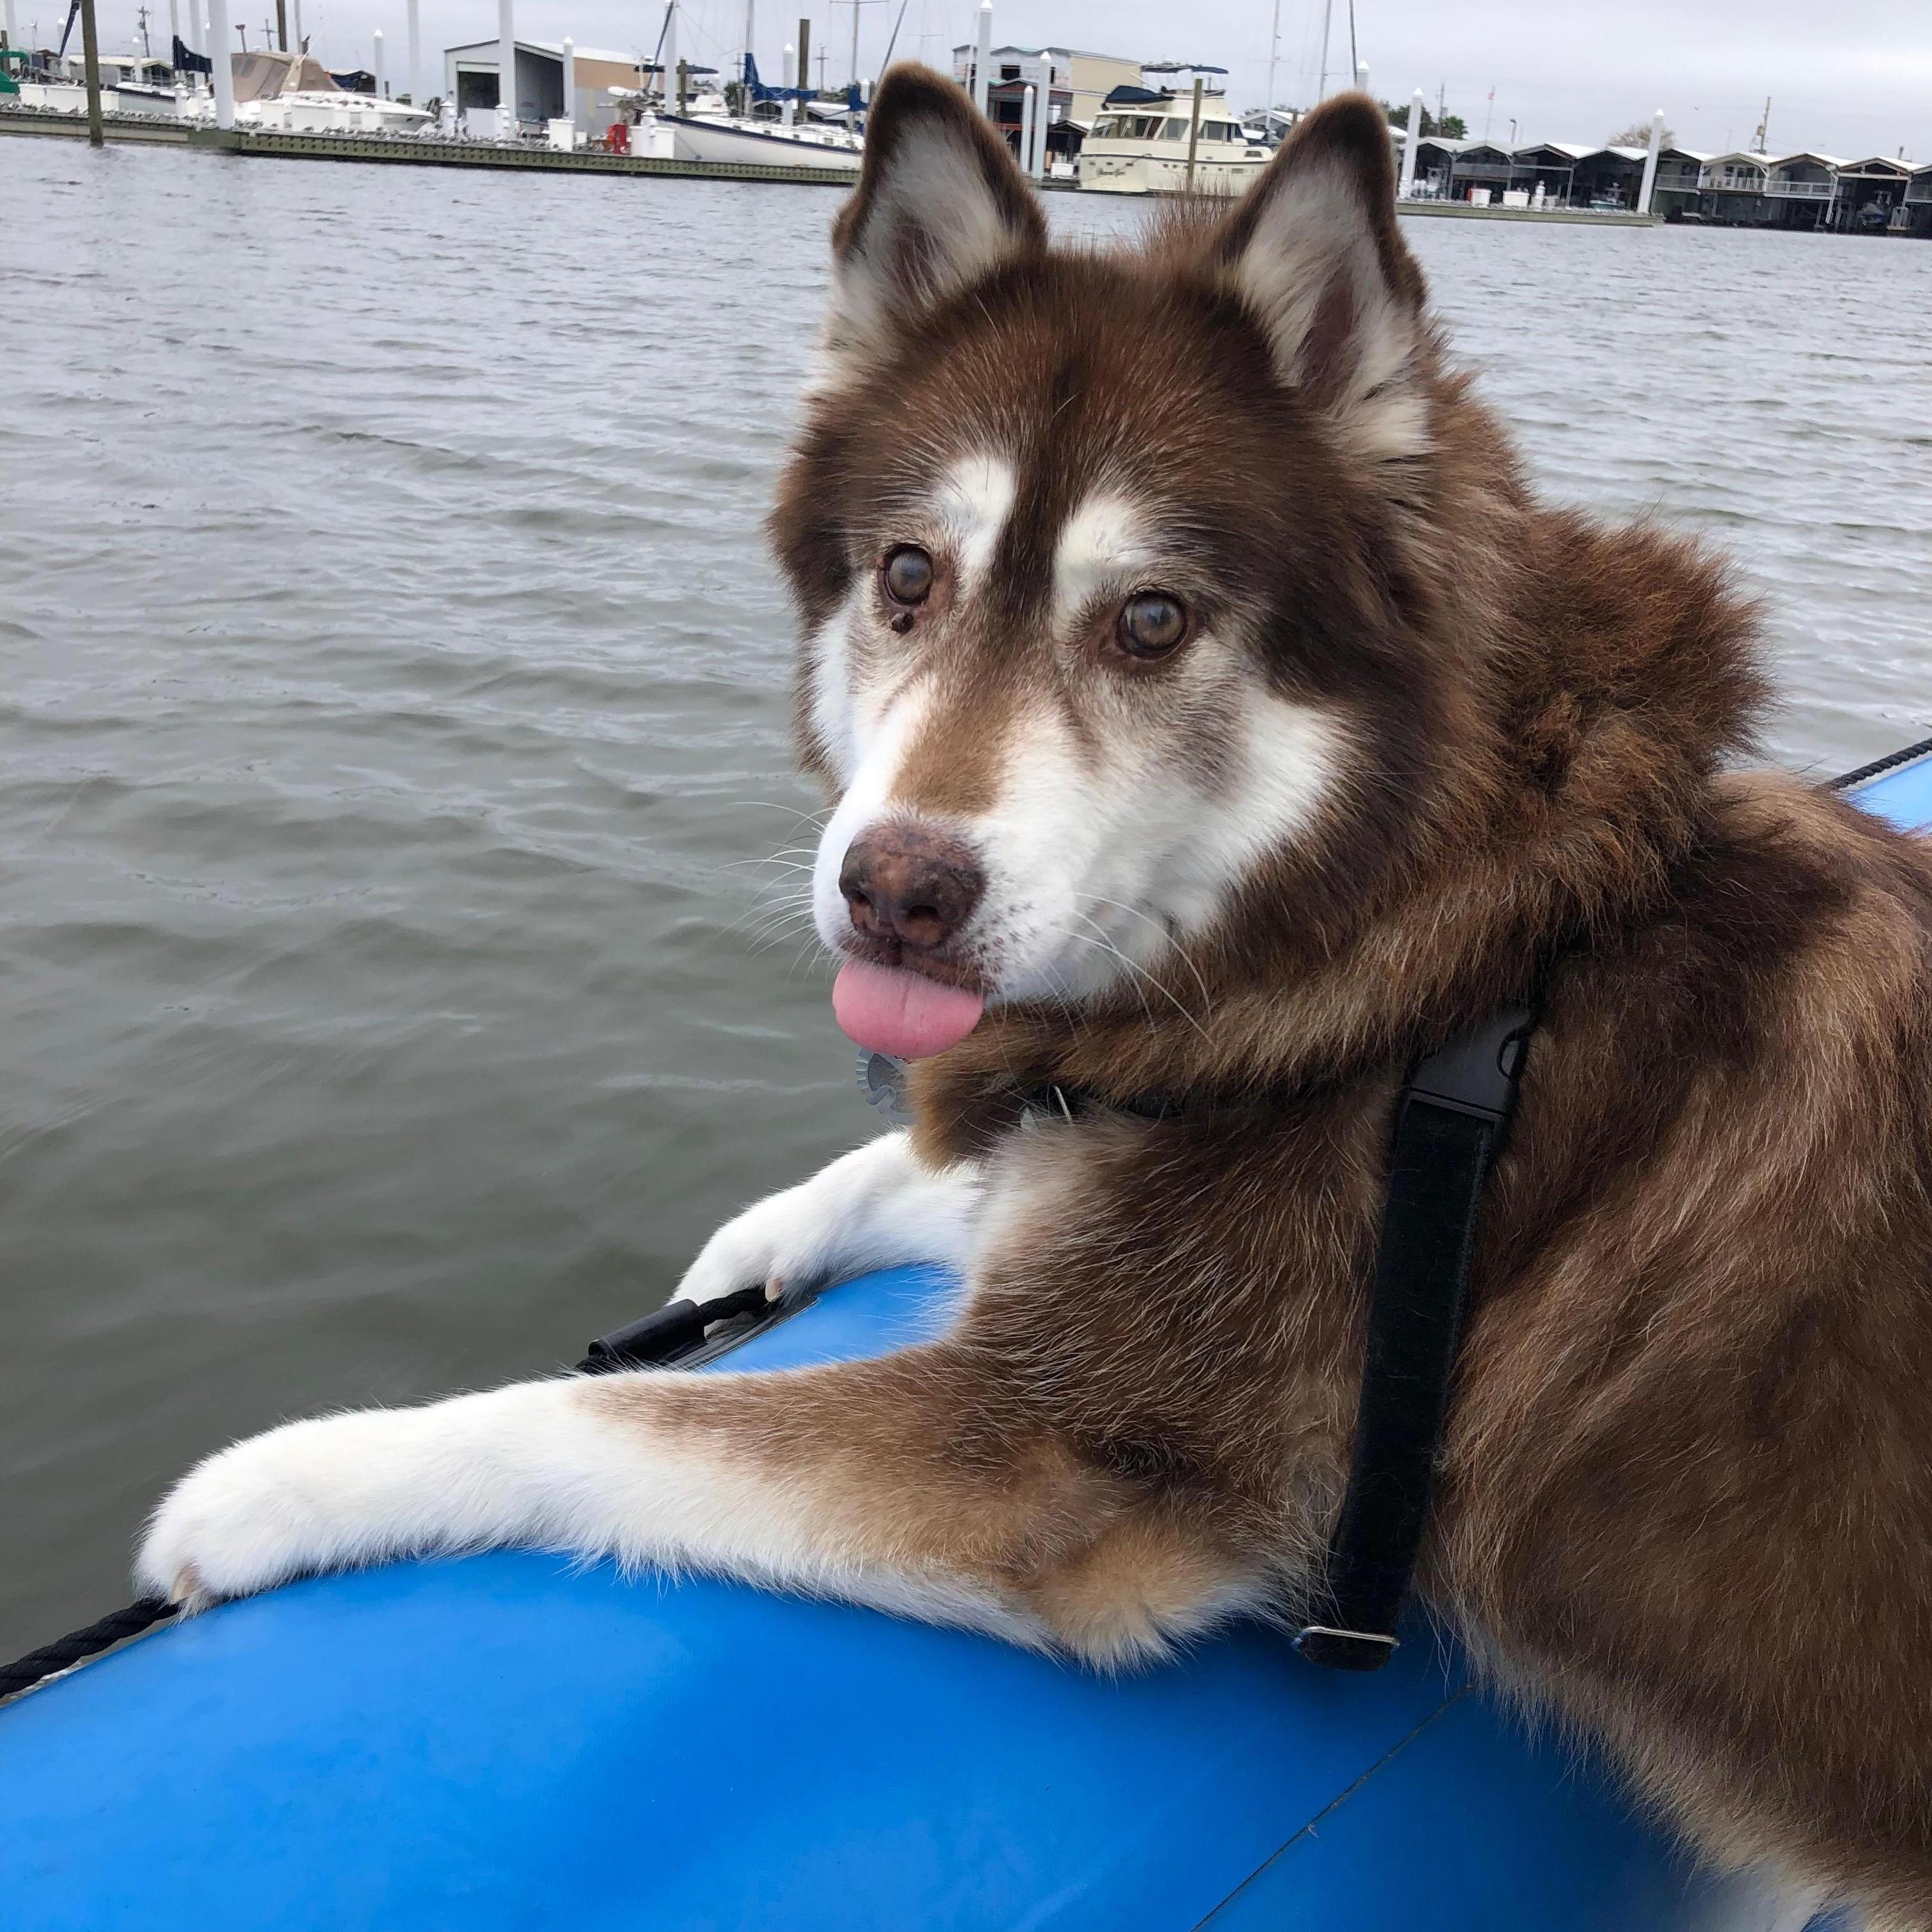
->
left=1402, top=127, right=1921, bottom=230
left=1908, top=165, right=1932, bottom=237
left=1412, top=136, right=1667, bottom=212
left=1834, top=157, right=1917, bottom=232
left=443, top=38, right=644, bottom=128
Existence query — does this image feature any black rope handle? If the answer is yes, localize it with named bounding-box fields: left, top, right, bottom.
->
left=0, top=1284, right=790, bottom=1706
left=1829, top=733, right=1932, bottom=792
left=0, top=1596, right=177, bottom=1702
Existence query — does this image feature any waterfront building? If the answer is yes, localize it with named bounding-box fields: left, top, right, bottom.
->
left=1766, top=152, right=1842, bottom=229
left=950, top=42, right=1140, bottom=169
left=1833, top=157, right=1917, bottom=232
left=1411, top=136, right=1665, bottom=212
left=443, top=37, right=641, bottom=128
left=1908, top=166, right=1932, bottom=237
left=1397, top=137, right=1922, bottom=230
left=1446, top=139, right=1514, bottom=203
left=1648, top=147, right=1711, bottom=217
left=1696, top=151, right=1775, bottom=223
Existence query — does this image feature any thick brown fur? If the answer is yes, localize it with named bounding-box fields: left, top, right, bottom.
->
left=770, top=71, right=1932, bottom=1924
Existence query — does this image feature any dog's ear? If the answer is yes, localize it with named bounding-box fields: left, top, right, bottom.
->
left=1210, top=92, right=1431, bottom=464
left=824, top=64, right=1045, bottom=373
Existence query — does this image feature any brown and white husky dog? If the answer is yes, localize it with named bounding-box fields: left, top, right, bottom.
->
left=142, top=70, right=1932, bottom=1924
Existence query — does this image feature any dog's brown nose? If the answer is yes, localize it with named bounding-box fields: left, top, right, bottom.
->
left=840, top=825, right=985, bottom=951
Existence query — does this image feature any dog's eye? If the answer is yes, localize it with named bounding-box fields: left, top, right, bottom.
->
left=1117, top=592, right=1188, bottom=660
left=883, top=546, right=934, bottom=607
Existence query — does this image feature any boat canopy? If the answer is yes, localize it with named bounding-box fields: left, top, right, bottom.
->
left=232, top=50, right=343, bottom=99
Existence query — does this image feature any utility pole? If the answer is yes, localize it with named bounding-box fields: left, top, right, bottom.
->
left=1750, top=95, right=1770, bottom=154
left=136, top=3, right=149, bottom=53
left=795, top=13, right=808, bottom=98
left=78, top=0, right=103, bottom=142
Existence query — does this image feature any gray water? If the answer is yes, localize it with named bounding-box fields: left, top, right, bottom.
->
left=1, top=136, right=1928, bottom=1654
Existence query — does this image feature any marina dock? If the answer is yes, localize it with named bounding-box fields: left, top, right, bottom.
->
left=1393, top=198, right=1656, bottom=226
left=0, top=106, right=864, bottom=184
left=0, top=107, right=1645, bottom=214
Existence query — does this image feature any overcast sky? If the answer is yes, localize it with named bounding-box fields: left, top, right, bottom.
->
left=83, top=0, right=1931, bottom=159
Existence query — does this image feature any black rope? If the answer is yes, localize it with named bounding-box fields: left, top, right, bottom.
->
left=1829, top=734, right=1932, bottom=792
left=0, top=1284, right=788, bottom=1704
left=0, top=1595, right=177, bottom=1703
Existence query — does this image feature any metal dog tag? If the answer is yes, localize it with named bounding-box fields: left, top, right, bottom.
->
left=856, top=1049, right=915, bottom=1125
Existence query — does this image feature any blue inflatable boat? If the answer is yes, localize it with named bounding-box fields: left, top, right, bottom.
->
left=4, top=745, right=1927, bottom=1932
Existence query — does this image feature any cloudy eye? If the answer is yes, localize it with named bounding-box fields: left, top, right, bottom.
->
left=883, top=545, right=934, bottom=607
left=1117, top=591, right=1189, bottom=661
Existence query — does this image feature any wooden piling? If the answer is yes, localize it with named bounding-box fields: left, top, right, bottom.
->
left=78, top=0, right=104, bottom=146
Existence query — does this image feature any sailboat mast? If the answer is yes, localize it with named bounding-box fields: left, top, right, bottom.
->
left=1264, top=0, right=1280, bottom=126
left=1316, top=0, right=1332, bottom=101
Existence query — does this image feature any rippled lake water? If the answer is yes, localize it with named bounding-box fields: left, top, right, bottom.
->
left=1, top=135, right=1928, bottom=1650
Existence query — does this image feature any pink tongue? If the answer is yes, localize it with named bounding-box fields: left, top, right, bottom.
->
left=833, top=959, right=985, bottom=1059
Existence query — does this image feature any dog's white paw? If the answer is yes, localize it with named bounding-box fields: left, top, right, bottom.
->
left=674, top=1187, right=818, bottom=1305
left=673, top=1131, right=950, bottom=1307
left=136, top=1409, right=430, bottom=1609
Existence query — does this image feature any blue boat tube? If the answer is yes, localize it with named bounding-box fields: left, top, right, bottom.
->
left=4, top=745, right=1924, bottom=1931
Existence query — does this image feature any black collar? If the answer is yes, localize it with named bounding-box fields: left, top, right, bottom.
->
left=1013, top=1081, right=1189, bottom=1124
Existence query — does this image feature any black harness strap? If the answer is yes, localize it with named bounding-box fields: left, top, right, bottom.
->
left=1294, top=1006, right=1536, bottom=1672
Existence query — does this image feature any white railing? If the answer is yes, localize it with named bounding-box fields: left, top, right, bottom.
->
left=1765, top=178, right=1835, bottom=198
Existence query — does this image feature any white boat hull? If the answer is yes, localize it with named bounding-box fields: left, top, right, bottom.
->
left=661, top=113, right=860, bottom=171
left=1077, top=149, right=1265, bottom=196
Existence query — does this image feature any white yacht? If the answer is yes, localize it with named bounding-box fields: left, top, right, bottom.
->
left=1078, top=64, right=1267, bottom=196
left=654, top=106, right=861, bottom=169
left=606, top=58, right=861, bottom=170
left=178, top=52, right=432, bottom=133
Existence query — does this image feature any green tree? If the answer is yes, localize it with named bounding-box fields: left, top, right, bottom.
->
left=1382, top=99, right=1463, bottom=139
